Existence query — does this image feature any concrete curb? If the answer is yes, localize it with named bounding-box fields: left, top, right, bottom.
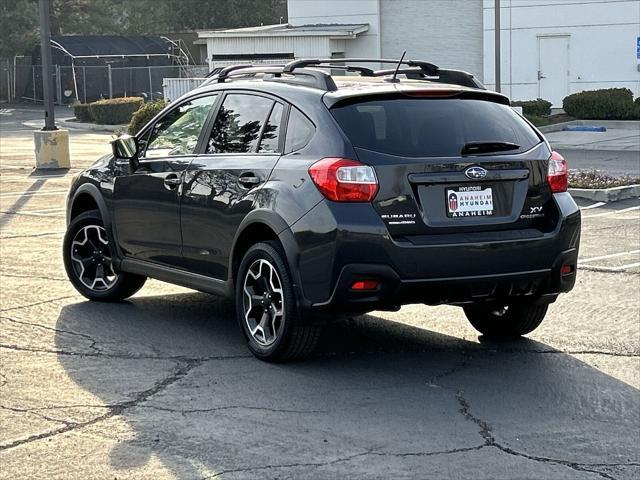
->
left=539, top=120, right=640, bottom=133
left=569, top=184, right=640, bottom=202
left=23, top=117, right=126, bottom=133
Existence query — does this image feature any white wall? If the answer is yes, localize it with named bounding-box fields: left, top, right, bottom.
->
left=381, top=0, right=484, bottom=80
left=288, top=0, right=381, bottom=57
left=484, top=0, right=640, bottom=105
left=206, top=36, right=333, bottom=69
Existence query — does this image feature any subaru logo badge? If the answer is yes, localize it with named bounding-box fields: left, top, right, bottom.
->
left=465, top=166, right=487, bottom=180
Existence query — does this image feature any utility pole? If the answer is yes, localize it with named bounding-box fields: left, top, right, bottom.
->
left=494, top=0, right=501, bottom=92
left=34, top=0, right=70, bottom=169
left=38, top=0, right=56, bottom=130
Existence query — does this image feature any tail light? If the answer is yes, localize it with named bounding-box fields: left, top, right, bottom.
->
left=309, top=157, right=378, bottom=202
left=547, top=151, right=568, bottom=193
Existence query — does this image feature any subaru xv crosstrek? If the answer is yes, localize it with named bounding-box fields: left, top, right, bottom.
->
left=63, top=59, right=581, bottom=361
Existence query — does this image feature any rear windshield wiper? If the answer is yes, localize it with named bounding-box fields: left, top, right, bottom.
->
left=461, top=141, right=520, bottom=156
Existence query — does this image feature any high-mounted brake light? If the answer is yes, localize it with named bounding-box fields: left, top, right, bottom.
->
left=547, top=151, right=568, bottom=193
left=309, top=157, right=378, bottom=202
left=401, top=89, right=458, bottom=98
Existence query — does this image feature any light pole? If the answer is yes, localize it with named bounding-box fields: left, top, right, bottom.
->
left=34, top=0, right=70, bottom=169
left=494, top=0, right=501, bottom=93
left=38, top=0, right=56, bottom=130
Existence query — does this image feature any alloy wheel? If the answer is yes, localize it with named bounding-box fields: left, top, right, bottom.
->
left=70, top=225, right=118, bottom=291
left=242, top=259, right=285, bottom=346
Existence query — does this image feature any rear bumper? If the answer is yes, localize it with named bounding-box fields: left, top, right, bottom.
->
left=286, top=192, right=581, bottom=314
left=311, top=247, right=577, bottom=313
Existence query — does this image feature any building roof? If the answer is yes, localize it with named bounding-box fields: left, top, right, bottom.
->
left=50, top=35, right=174, bottom=59
left=197, top=23, right=369, bottom=39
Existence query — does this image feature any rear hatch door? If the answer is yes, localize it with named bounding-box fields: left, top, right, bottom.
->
left=329, top=94, right=554, bottom=240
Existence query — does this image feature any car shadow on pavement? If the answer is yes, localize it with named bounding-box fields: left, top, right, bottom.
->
left=53, top=292, right=639, bottom=479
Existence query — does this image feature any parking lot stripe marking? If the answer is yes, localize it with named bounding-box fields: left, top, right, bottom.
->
left=618, top=262, right=640, bottom=269
left=23, top=207, right=66, bottom=214
left=583, top=205, right=640, bottom=219
left=578, top=249, right=640, bottom=264
left=0, top=190, right=68, bottom=198
left=580, top=201, right=606, bottom=210
left=0, top=210, right=65, bottom=217
left=579, top=263, right=640, bottom=273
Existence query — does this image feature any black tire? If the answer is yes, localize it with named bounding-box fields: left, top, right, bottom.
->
left=463, top=302, right=548, bottom=338
left=235, top=241, right=320, bottom=362
left=63, top=210, right=146, bottom=301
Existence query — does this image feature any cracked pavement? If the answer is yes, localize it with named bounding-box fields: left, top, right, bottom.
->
left=1, top=107, right=639, bottom=479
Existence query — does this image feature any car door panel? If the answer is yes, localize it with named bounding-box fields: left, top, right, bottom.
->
left=113, top=159, right=190, bottom=266
left=112, top=94, right=219, bottom=268
left=180, top=92, right=285, bottom=279
left=181, top=154, right=280, bottom=278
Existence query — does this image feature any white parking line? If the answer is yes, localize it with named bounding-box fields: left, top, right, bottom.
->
left=0, top=191, right=68, bottom=199
left=580, top=263, right=640, bottom=273
left=578, top=249, right=640, bottom=264
left=0, top=209, right=65, bottom=217
left=24, top=207, right=66, bottom=214
left=0, top=190, right=68, bottom=198
left=583, top=205, right=640, bottom=219
left=580, top=201, right=606, bottom=210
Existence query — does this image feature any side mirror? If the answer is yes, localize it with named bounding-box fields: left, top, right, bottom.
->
left=111, top=135, right=139, bottom=170
left=111, top=134, right=138, bottom=160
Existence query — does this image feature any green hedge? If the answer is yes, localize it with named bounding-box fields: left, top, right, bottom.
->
left=524, top=114, right=550, bottom=127
left=512, top=98, right=552, bottom=117
left=73, top=103, right=93, bottom=122
left=563, top=88, right=639, bottom=120
left=128, top=99, right=168, bottom=135
left=89, top=97, right=144, bottom=125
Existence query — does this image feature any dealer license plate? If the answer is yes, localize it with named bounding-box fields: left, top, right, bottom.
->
left=446, top=186, right=494, bottom=218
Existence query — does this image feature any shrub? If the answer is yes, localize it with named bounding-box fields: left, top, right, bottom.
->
left=524, top=114, right=550, bottom=127
left=73, top=103, right=93, bottom=122
left=128, top=99, right=168, bottom=135
left=89, top=97, right=144, bottom=125
left=563, top=88, right=637, bottom=120
left=512, top=98, right=552, bottom=117
left=569, top=170, right=640, bottom=189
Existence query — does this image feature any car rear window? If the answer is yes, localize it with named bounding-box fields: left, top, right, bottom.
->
left=330, top=97, right=541, bottom=157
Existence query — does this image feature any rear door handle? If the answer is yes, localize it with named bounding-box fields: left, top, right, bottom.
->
left=238, top=172, right=261, bottom=187
left=164, top=173, right=182, bottom=190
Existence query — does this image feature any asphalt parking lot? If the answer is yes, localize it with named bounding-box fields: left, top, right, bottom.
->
left=1, top=107, right=639, bottom=479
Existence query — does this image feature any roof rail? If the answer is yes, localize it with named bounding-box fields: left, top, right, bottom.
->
left=283, top=58, right=439, bottom=76
left=203, top=65, right=338, bottom=91
left=200, top=57, right=482, bottom=91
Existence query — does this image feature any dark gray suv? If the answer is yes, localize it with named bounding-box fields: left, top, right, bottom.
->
left=63, top=58, right=581, bottom=361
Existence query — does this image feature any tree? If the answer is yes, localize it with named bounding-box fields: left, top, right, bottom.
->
left=0, top=0, right=39, bottom=57
left=0, top=0, right=287, bottom=58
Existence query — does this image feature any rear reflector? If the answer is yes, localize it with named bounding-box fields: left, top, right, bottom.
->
left=561, top=264, right=574, bottom=276
left=547, top=151, right=568, bottom=193
left=351, top=280, right=380, bottom=291
left=309, top=157, right=378, bottom=202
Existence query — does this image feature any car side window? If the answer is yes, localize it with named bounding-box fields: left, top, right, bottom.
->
left=258, top=102, right=284, bottom=153
left=284, top=107, right=315, bottom=153
left=206, top=94, right=274, bottom=154
left=141, top=94, right=218, bottom=159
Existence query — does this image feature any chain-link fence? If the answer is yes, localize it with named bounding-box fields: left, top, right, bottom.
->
left=1, top=60, right=209, bottom=105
